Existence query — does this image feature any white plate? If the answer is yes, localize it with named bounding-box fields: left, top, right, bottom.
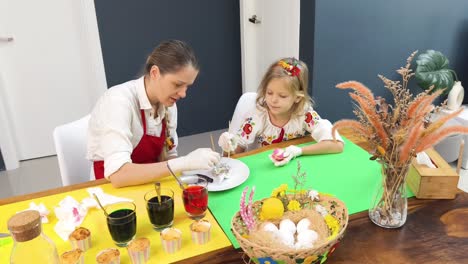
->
left=181, top=157, right=250, bottom=192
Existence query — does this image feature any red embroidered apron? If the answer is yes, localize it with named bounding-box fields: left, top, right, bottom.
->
left=93, top=110, right=166, bottom=179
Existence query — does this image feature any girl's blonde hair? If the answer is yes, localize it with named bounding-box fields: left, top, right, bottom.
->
left=256, top=57, right=313, bottom=116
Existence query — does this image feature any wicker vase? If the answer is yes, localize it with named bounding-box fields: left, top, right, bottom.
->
left=368, top=163, right=409, bottom=228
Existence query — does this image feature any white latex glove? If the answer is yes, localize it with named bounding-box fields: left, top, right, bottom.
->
left=269, top=145, right=303, bottom=167
left=218, top=132, right=238, bottom=153
left=167, top=148, right=221, bottom=172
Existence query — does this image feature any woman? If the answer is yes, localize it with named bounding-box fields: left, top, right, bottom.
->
left=87, top=40, right=220, bottom=187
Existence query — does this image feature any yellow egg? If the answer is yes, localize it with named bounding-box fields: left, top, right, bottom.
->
left=259, top=198, right=284, bottom=220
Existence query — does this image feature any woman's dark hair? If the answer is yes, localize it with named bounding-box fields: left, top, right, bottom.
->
left=145, top=40, right=199, bottom=75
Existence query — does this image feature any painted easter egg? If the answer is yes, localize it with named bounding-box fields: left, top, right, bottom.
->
left=272, top=148, right=290, bottom=161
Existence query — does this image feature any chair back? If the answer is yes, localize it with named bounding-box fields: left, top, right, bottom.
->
left=229, top=92, right=258, bottom=134
left=53, top=115, right=91, bottom=186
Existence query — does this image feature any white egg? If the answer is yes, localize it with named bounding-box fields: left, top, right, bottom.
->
left=279, top=219, right=296, bottom=234
left=294, top=240, right=314, bottom=250
left=296, top=218, right=311, bottom=233
left=278, top=229, right=295, bottom=248
left=297, top=229, right=319, bottom=245
left=262, top=222, right=279, bottom=233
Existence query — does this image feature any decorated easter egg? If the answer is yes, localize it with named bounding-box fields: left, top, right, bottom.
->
left=279, top=219, right=296, bottom=234
left=272, top=148, right=290, bottom=161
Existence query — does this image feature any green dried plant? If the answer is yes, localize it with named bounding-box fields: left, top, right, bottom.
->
left=291, top=160, right=307, bottom=200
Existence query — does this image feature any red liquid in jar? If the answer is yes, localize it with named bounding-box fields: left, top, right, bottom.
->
left=182, top=185, right=208, bottom=215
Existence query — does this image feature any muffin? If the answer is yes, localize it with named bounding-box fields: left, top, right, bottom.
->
left=68, top=227, right=91, bottom=251
left=96, top=248, right=120, bottom=264
left=60, top=248, right=84, bottom=264
left=160, top=228, right=182, bottom=254
left=127, top=237, right=150, bottom=263
left=190, top=219, right=212, bottom=244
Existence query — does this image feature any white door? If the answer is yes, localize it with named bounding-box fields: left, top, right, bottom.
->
left=240, top=0, right=300, bottom=93
left=0, top=0, right=106, bottom=169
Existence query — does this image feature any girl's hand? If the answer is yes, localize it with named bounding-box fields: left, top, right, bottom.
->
left=269, top=145, right=302, bottom=166
left=218, top=132, right=238, bottom=152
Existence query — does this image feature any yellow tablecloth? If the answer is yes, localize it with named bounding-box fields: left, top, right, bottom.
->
left=0, top=177, right=231, bottom=263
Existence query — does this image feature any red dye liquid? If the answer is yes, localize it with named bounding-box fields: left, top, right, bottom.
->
left=182, top=185, right=208, bottom=215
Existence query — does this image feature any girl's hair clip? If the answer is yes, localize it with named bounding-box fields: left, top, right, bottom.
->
left=278, top=59, right=301, bottom=77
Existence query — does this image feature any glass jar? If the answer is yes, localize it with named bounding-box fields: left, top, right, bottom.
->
left=8, top=210, right=59, bottom=264
left=368, top=163, right=409, bottom=228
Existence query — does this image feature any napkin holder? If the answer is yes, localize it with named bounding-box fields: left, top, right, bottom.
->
left=407, top=148, right=459, bottom=199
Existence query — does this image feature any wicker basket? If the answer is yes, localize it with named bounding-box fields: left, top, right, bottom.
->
left=231, top=194, right=348, bottom=264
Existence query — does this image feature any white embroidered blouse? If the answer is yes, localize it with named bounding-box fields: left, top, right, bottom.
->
left=86, top=77, right=178, bottom=178
left=234, top=105, right=343, bottom=150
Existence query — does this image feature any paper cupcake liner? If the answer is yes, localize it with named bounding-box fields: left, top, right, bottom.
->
left=160, top=238, right=182, bottom=254
left=76, top=254, right=85, bottom=264
left=191, top=229, right=211, bottom=245
left=127, top=246, right=150, bottom=264
left=96, top=249, right=120, bottom=264
left=70, top=236, right=92, bottom=251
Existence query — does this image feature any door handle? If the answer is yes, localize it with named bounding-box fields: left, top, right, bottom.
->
left=248, top=15, right=261, bottom=24
left=0, top=37, right=14, bottom=42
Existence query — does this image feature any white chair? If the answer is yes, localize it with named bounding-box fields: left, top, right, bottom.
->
left=229, top=92, right=257, bottom=134
left=53, top=115, right=92, bottom=186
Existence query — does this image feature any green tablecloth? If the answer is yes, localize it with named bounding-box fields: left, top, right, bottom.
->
left=208, top=138, right=412, bottom=248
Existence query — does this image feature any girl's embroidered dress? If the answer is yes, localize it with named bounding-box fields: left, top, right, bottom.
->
left=235, top=105, right=344, bottom=149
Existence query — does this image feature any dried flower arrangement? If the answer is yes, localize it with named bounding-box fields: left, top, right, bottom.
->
left=232, top=161, right=348, bottom=264
left=331, top=51, right=468, bottom=227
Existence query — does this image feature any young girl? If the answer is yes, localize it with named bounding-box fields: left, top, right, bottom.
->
left=218, top=57, right=344, bottom=166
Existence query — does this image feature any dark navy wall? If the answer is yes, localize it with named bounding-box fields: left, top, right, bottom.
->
left=312, top=0, right=468, bottom=121
left=300, top=0, right=315, bottom=96
left=94, top=0, right=241, bottom=136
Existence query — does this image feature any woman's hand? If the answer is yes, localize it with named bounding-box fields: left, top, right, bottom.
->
left=168, top=148, right=221, bottom=172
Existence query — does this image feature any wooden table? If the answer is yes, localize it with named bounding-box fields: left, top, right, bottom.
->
left=2, top=130, right=468, bottom=264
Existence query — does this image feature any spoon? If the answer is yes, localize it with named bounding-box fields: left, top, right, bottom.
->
left=93, top=193, right=109, bottom=217
left=155, top=182, right=162, bottom=204
left=228, top=120, right=231, bottom=159
left=210, top=133, right=216, bottom=152
left=166, top=162, right=186, bottom=190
